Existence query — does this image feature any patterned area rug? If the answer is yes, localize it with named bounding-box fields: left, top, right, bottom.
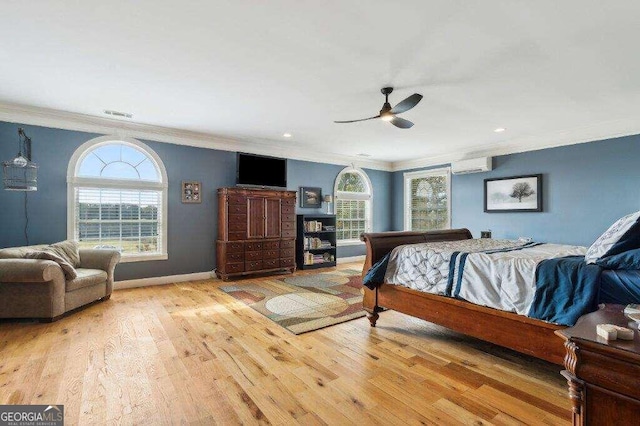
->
left=219, top=269, right=365, bottom=334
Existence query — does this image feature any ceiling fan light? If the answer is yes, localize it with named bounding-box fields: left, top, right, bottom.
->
left=380, top=114, right=394, bottom=122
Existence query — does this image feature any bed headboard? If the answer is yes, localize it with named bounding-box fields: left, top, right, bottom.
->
left=360, top=229, right=473, bottom=272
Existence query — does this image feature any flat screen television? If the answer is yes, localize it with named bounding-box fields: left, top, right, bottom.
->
left=236, top=152, right=287, bottom=188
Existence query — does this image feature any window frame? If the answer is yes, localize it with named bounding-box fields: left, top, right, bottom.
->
left=67, top=136, right=169, bottom=263
left=333, top=165, right=373, bottom=246
left=403, top=167, right=452, bottom=231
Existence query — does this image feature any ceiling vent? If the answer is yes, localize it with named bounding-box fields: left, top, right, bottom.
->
left=451, top=157, right=493, bottom=175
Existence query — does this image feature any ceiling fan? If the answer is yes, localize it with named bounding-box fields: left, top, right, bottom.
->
left=334, top=87, right=423, bottom=129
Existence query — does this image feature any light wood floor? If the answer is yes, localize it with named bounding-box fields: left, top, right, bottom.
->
left=0, top=262, right=571, bottom=425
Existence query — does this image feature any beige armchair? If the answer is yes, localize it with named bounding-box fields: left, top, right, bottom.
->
left=0, top=245, right=120, bottom=321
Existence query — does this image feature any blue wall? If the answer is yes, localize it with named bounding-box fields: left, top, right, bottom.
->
left=0, top=121, right=392, bottom=280
left=392, top=134, right=640, bottom=247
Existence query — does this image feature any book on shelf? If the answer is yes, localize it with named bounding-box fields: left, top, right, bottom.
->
left=303, top=251, right=335, bottom=265
left=303, top=236, right=333, bottom=249
left=303, top=220, right=324, bottom=232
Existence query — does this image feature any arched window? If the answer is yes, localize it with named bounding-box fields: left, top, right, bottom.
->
left=333, top=166, right=373, bottom=244
left=67, top=137, right=168, bottom=262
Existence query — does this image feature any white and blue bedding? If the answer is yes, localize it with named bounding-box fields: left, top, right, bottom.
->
left=363, top=239, right=606, bottom=326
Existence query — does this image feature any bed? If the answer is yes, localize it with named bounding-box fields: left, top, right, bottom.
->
left=361, top=218, right=640, bottom=365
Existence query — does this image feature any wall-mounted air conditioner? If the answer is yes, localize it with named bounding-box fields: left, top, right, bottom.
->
left=451, top=157, right=493, bottom=175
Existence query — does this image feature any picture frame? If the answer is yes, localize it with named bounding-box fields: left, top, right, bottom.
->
left=484, top=174, right=542, bottom=213
left=299, top=186, right=322, bottom=208
left=181, top=181, right=202, bottom=204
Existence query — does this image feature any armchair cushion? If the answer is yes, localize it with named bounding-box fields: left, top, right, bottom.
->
left=66, top=268, right=107, bottom=292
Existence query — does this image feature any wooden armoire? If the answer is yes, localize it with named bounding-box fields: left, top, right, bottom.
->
left=216, top=187, right=297, bottom=280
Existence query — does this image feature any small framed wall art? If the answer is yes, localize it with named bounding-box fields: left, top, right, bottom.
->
left=299, top=186, right=322, bottom=208
left=181, top=181, right=202, bottom=204
left=484, top=174, right=542, bottom=213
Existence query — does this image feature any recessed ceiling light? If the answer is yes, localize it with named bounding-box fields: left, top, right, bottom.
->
left=494, top=127, right=506, bottom=133
left=357, top=153, right=371, bottom=157
left=283, top=133, right=292, bottom=138
left=104, top=110, right=133, bottom=119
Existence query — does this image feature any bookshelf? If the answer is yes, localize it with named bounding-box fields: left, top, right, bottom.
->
left=296, top=214, right=337, bottom=270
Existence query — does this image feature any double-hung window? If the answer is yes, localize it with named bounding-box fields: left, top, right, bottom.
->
left=334, top=166, right=373, bottom=244
left=404, top=168, right=451, bottom=231
left=67, top=137, right=168, bottom=262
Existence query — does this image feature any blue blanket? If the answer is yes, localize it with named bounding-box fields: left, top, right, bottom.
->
left=528, top=256, right=601, bottom=325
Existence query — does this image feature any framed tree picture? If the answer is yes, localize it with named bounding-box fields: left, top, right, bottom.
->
left=484, top=174, right=542, bottom=213
left=182, top=181, right=202, bottom=203
left=299, top=187, right=322, bottom=208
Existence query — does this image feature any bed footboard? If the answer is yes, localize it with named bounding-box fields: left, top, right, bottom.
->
left=360, top=228, right=473, bottom=325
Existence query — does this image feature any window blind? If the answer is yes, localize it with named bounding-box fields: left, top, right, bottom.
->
left=336, top=199, right=368, bottom=240
left=75, top=187, right=162, bottom=255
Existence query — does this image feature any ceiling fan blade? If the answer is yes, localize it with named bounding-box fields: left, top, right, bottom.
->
left=389, top=116, right=414, bottom=129
left=334, top=115, right=380, bottom=124
left=390, top=93, right=423, bottom=114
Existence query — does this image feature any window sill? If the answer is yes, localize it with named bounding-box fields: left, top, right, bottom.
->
left=119, top=253, right=168, bottom=263
left=337, top=240, right=365, bottom=247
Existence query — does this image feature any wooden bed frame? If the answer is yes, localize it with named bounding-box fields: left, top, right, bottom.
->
left=361, top=229, right=566, bottom=365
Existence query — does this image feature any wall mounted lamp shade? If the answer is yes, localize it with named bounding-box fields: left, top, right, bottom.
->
left=323, top=194, right=333, bottom=214
left=3, top=128, right=37, bottom=191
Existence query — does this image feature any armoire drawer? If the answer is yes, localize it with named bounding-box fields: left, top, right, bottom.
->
left=228, top=195, right=247, bottom=205
left=225, top=241, right=244, bottom=253
left=245, top=242, right=263, bottom=251
left=263, top=249, right=279, bottom=260
left=263, top=258, right=279, bottom=269
left=280, top=248, right=295, bottom=258
left=245, top=260, right=263, bottom=271
left=245, top=251, right=262, bottom=261
left=279, top=239, right=295, bottom=249
left=224, top=262, right=244, bottom=274
left=228, top=204, right=247, bottom=214
left=281, top=221, right=295, bottom=231
left=226, top=252, right=244, bottom=263
left=263, top=240, right=280, bottom=250
left=280, top=257, right=295, bottom=267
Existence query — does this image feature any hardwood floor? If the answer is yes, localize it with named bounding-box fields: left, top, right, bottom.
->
left=0, top=262, right=570, bottom=425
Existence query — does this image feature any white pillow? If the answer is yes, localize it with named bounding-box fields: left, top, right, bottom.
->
left=585, top=211, right=640, bottom=264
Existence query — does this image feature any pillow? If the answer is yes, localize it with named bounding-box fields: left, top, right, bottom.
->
left=585, top=211, right=640, bottom=264
left=47, top=240, right=81, bottom=267
left=24, top=251, right=78, bottom=280
left=596, top=249, right=640, bottom=270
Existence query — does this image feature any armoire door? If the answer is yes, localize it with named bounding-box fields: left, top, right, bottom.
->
left=247, top=197, right=265, bottom=239
left=264, top=198, right=281, bottom=238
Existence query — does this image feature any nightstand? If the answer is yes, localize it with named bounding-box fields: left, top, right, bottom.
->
left=555, top=304, right=640, bottom=425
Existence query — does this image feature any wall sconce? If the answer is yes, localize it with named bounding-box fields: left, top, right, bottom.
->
left=323, top=194, right=333, bottom=214
left=3, top=128, right=37, bottom=191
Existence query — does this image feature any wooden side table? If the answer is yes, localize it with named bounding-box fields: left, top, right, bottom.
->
left=555, top=304, right=640, bottom=425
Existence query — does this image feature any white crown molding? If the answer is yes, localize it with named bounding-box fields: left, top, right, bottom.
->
left=391, top=117, right=640, bottom=171
left=2, top=101, right=638, bottom=174
left=0, top=101, right=392, bottom=171
left=114, top=271, right=214, bottom=290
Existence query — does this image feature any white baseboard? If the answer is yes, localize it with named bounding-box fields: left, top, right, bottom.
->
left=114, top=258, right=364, bottom=290
left=114, top=271, right=214, bottom=290
left=337, top=255, right=365, bottom=264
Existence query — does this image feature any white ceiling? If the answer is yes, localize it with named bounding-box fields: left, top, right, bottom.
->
left=1, top=1, right=640, bottom=170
